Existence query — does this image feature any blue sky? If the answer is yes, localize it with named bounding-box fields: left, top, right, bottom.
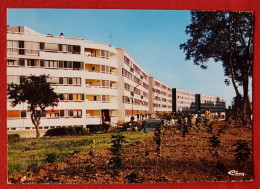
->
left=7, top=9, right=252, bottom=107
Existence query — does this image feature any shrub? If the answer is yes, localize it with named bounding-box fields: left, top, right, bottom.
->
left=154, top=122, right=163, bottom=156
left=233, top=140, right=251, bottom=165
left=8, top=134, right=20, bottom=143
left=87, top=123, right=110, bottom=133
left=44, top=127, right=90, bottom=136
left=109, top=133, right=126, bottom=177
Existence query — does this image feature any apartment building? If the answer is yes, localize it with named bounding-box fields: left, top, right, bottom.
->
left=117, top=49, right=149, bottom=123
left=7, top=26, right=227, bottom=130
left=7, top=26, right=119, bottom=130
left=149, top=77, right=172, bottom=118
left=196, top=94, right=226, bottom=113
left=172, top=88, right=196, bottom=113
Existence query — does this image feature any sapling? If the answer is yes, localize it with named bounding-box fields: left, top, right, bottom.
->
left=109, top=133, right=126, bottom=177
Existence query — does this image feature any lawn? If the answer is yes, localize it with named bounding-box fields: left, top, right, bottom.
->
left=8, top=131, right=154, bottom=176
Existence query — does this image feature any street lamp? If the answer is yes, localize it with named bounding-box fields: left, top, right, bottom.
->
left=131, top=83, right=140, bottom=121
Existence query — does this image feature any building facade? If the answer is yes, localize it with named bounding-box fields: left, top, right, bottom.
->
left=7, top=26, right=226, bottom=130
left=196, top=94, right=226, bottom=113
left=149, top=77, right=172, bottom=118
left=7, top=26, right=119, bottom=130
left=172, top=88, right=196, bottom=113
left=172, top=88, right=226, bottom=113
left=117, top=49, right=149, bottom=123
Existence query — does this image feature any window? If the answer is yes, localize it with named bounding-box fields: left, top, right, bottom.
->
left=64, top=110, right=69, bottom=117
left=73, top=62, right=82, bottom=70
left=64, top=93, right=68, bottom=100
left=45, top=43, right=59, bottom=51
left=76, top=78, right=81, bottom=85
left=7, top=59, right=18, bottom=66
left=21, top=110, right=27, bottom=118
left=72, top=45, right=80, bottom=54
left=18, top=59, right=25, bottom=66
left=72, top=78, right=77, bottom=85
left=69, top=94, right=73, bottom=100
left=69, top=110, right=73, bottom=117
left=64, top=61, right=68, bottom=68
left=68, top=61, right=73, bottom=69
left=60, top=110, right=64, bottom=117
left=40, top=60, right=44, bottom=67
left=59, top=77, right=63, bottom=84
left=101, top=50, right=105, bottom=58
left=63, top=77, right=68, bottom=85
left=18, top=41, right=25, bottom=55
left=68, top=78, right=72, bottom=84
left=59, top=61, right=63, bottom=68
left=40, top=42, right=45, bottom=50
left=27, top=59, right=37, bottom=67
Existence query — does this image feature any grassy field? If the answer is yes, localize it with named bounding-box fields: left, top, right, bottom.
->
left=8, top=131, right=154, bottom=176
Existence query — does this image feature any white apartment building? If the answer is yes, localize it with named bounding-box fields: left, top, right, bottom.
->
left=7, top=26, right=226, bottom=130
left=196, top=94, right=226, bottom=113
left=117, top=49, right=149, bottom=123
left=172, top=88, right=196, bottom=113
left=149, top=77, right=172, bottom=118
left=7, top=26, right=119, bottom=130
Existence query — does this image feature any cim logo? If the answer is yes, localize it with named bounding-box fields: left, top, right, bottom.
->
left=228, top=170, right=245, bottom=177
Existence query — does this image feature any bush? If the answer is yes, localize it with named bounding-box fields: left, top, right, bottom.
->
left=44, top=127, right=90, bottom=136
left=87, top=123, right=110, bottom=133
left=233, top=140, right=251, bottom=165
left=8, top=134, right=20, bottom=143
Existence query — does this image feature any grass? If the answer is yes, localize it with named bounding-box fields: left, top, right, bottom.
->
left=8, top=131, right=154, bottom=176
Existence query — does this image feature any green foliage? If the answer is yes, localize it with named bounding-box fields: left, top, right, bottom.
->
left=44, top=127, right=90, bottom=136
left=45, top=152, right=70, bottom=164
left=8, top=134, right=20, bottom=143
left=8, top=131, right=153, bottom=176
left=109, top=133, right=127, bottom=177
left=86, top=123, right=110, bottom=133
left=180, top=11, right=253, bottom=120
left=232, top=140, right=251, bottom=165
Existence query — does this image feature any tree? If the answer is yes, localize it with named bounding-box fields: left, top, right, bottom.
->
left=8, top=75, right=59, bottom=138
left=180, top=11, right=253, bottom=121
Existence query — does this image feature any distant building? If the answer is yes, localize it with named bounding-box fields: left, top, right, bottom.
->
left=196, top=94, right=226, bottom=113
left=172, top=88, right=226, bottom=113
left=172, top=88, right=196, bottom=113
left=148, top=77, right=172, bottom=118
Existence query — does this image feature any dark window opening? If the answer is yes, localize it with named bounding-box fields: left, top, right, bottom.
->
left=19, top=59, right=25, bottom=66
left=72, top=45, right=80, bottom=54
left=40, top=60, right=44, bottom=67
left=59, top=61, right=63, bottom=68
left=73, top=62, right=81, bottom=70
left=40, top=42, right=45, bottom=50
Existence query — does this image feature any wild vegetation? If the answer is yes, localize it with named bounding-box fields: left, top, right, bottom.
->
left=8, top=120, right=253, bottom=183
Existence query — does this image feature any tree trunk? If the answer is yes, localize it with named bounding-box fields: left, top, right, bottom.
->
left=242, top=75, right=252, bottom=122
left=35, top=124, right=40, bottom=138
